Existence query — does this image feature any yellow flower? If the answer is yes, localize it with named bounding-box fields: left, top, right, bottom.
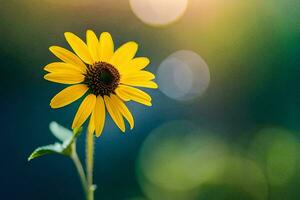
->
left=44, top=30, right=157, bottom=137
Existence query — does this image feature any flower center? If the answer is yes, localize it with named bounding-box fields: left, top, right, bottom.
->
left=84, top=62, right=120, bottom=96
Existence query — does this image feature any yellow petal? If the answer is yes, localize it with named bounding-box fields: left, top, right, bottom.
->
left=104, top=95, right=125, bottom=132
left=118, top=85, right=151, bottom=101
left=49, top=46, right=87, bottom=71
left=109, top=42, right=138, bottom=67
left=86, top=30, right=100, bottom=62
left=117, top=85, right=152, bottom=106
left=123, top=80, right=158, bottom=89
left=115, top=87, right=131, bottom=101
left=64, top=32, right=93, bottom=64
left=111, top=94, right=134, bottom=129
left=94, top=96, right=106, bottom=137
left=119, top=57, right=150, bottom=74
left=44, top=72, right=85, bottom=84
left=121, top=71, right=155, bottom=83
left=50, top=84, right=89, bottom=108
left=98, top=32, right=114, bottom=62
left=44, top=62, right=85, bottom=74
left=72, top=94, right=96, bottom=129
left=88, top=112, right=95, bottom=134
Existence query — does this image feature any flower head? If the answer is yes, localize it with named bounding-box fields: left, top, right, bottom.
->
left=44, top=30, right=157, bottom=136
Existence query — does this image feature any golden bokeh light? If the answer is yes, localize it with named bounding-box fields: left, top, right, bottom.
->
left=129, top=0, right=188, bottom=26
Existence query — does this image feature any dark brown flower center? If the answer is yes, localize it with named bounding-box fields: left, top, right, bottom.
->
left=84, top=62, right=120, bottom=96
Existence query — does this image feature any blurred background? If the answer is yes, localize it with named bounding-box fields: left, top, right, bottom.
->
left=1, top=0, right=300, bottom=199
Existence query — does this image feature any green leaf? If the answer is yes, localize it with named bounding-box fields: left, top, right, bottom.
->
left=49, top=121, right=72, bottom=142
left=28, top=143, right=64, bottom=161
left=28, top=123, right=83, bottom=161
left=61, top=127, right=83, bottom=154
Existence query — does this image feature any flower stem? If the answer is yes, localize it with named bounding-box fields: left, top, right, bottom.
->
left=86, top=130, right=95, bottom=200
left=71, top=142, right=88, bottom=196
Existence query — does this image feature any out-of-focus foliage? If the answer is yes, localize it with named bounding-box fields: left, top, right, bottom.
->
left=28, top=122, right=81, bottom=160
left=137, top=121, right=300, bottom=200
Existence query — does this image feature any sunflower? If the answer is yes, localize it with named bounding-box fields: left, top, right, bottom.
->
left=44, top=30, right=157, bottom=137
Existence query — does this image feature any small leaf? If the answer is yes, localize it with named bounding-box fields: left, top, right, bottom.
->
left=61, top=127, right=83, bottom=155
left=49, top=121, right=73, bottom=142
left=28, top=143, right=64, bottom=161
left=28, top=124, right=83, bottom=161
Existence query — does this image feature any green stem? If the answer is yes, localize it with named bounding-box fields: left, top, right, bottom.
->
left=86, top=130, right=95, bottom=200
left=71, top=142, right=88, bottom=196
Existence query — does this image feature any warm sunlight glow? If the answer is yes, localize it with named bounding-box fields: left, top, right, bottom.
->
left=130, top=0, right=188, bottom=26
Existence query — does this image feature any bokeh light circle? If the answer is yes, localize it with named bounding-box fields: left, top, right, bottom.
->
left=249, top=127, right=299, bottom=186
left=129, top=0, right=188, bottom=26
left=137, top=120, right=228, bottom=198
left=197, top=156, right=268, bottom=200
left=157, top=50, right=210, bottom=101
